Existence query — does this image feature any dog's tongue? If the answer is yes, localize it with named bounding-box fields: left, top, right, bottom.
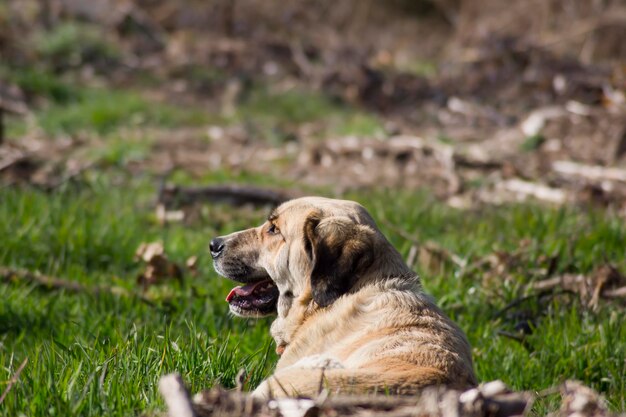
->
left=226, top=279, right=273, bottom=302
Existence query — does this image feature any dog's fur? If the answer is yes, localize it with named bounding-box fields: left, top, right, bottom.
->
left=212, top=197, right=476, bottom=398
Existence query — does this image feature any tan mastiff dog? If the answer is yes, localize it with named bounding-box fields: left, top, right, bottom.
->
left=210, top=197, right=476, bottom=398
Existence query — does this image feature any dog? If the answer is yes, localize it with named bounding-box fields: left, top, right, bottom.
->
left=211, top=196, right=476, bottom=398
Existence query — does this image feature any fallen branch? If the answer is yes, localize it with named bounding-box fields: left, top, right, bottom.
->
left=0, top=266, right=157, bottom=306
left=602, top=286, right=626, bottom=298
left=527, top=265, right=626, bottom=308
left=306, top=135, right=463, bottom=195
left=497, top=179, right=570, bottom=204
left=290, top=41, right=319, bottom=80
left=457, top=246, right=534, bottom=279
left=318, top=135, right=456, bottom=163
left=158, top=184, right=294, bottom=208
left=161, top=375, right=626, bottom=417
left=1, top=266, right=86, bottom=292
left=0, top=151, right=28, bottom=173
left=162, top=377, right=533, bottom=417
left=447, top=96, right=509, bottom=127
left=379, top=217, right=466, bottom=269
left=43, top=161, right=95, bottom=191
left=552, top=161, right=626, bottom=184
left=558, top=380, right=614, bottom=417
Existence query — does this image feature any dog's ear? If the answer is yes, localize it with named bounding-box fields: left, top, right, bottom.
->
left=303, top=212, right=375, bottom=307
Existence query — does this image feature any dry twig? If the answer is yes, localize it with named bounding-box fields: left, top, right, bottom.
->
left=379, top=217, right=466, bottom=269
left=496, top=179, right=570, bottom=205
left=167, top=379, right=534, bottom=417
left=0, top=357, right=28, bottom=405
left=158, top=184, right=293, bottom=209
left=527, top=265, right=626, bottom=309
left=0, top=266, right=157, bottom=306
left=552, top=161, right=626, bottom=184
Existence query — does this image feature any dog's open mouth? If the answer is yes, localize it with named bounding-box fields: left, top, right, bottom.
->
left=225, top=279, right=279, bottom=316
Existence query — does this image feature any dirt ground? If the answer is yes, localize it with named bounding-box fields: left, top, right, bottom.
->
left=2, top=0, right=626, bottom=211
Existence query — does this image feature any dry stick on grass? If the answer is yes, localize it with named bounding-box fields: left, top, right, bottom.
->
left=43, top=161, right=95, bottom=191
left=532, top=276, right=626, bottom=296
left=181, top=379, right=534, bottom=417
left=603, top=286, right=626, bottom=298
left=552, top=160, right=626, bottom=183
left=379, top=217, right=466, bottom=269
left=0, top=266, right=157, bottom=306
left=0, top=151, right=28, bottom=173
left=526, top=269, right=626, bottom=309
left=290, top=41, right=317, bottom=79
left=158, top=184, right=293, bottom=209
left=496, top=179, right=570, bottom=205
left=0, top=357, right=28, bottom=405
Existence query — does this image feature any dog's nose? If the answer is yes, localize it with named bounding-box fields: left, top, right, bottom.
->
left=210, top=237, right=225, bottom=258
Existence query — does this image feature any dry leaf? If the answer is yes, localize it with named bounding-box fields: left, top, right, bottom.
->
left=135, top=241, right=183, bottom=289
left=186, top=255, right=199, bottom=277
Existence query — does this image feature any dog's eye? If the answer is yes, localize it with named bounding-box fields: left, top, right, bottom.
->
left=267, top=223, right=280, bottom=235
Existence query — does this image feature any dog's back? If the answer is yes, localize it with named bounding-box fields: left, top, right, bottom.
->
left=256, top=278, right=476, bottom=397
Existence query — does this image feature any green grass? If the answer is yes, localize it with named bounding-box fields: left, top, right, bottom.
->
left=2, top=64, right=382, bottom=140
left=86, top=133, right=155, bottom=168
left=521, top=135, right=546, bottom=152
left=37, top=89, right=211, bottom=135
left=0, top=179, right=276, bottom=416
left=395, top=59, right=437, bottom=78
left=1, top=179, right=625, bottom=416
left=240, top=87, right=342, bottom=125
left=33, top=22, right=121, bottom=68
left=1, top=67, right=81, bottom=104
left=235, top=85, right=384, bottom=142
left=0, top=76, right=624, bottom=415
left=0, top=65, right=212, bottom=135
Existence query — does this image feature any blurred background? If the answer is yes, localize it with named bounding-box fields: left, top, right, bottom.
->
left=1, top=1, right=626, bottom=416
left=1, top=0, right=625, bottom=206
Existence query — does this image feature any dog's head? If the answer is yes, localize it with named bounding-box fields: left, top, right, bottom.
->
left=211, top=197, right=411, bottom=319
